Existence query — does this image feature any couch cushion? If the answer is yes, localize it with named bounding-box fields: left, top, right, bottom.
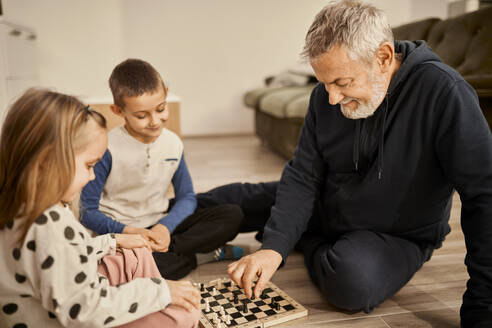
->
left=258, top=85, right=315, bottom=118
left=392, top=17, right=441, bottom=41
left=244, top=86, right=286, bottom=108
left=285, top=93, right=312, bottom=119
left=465, top=75, right=492, bottom=97
left=426, top=6, right=492, bottom=81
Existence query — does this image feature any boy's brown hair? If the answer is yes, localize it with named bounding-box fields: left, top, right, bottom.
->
left=109, top=59, right=167, bottom=108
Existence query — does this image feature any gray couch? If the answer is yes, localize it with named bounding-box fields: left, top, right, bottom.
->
left=244, top=6, right=492, bottom=159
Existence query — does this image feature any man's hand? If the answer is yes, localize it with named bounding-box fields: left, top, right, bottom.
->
left=167, top=280, right=201, bottom=312
left=114, top=233, right=152, bottom=251
left=122, top=225, right=163, bottom=249
left=150, top=224, right=171, bottom=252
left=227, top=249, right=283, bottom=299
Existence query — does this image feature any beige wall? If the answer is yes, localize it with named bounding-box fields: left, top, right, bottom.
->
left=410, top=0, right=448, bottom=20
left=2, top=0, right=124, bottom=99
left=2, top=0, right=447, bottom=136
left=118, top=0, right=413, bottom=136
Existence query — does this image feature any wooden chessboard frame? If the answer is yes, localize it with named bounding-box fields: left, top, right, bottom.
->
left=198, top=278, right=308, bottom=328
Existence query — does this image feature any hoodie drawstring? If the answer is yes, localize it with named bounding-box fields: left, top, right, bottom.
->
left=352, top=93, right=388, bottom=180
left=377, top=94, right=389, bottom=180
left=353, top=119, right=361, bottom=171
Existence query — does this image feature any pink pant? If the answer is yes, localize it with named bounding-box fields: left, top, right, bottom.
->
left=98, top=248, right=200, bottom=328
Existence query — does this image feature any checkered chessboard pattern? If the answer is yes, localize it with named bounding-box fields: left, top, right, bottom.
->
left=198, top=278, right=307, bottom=328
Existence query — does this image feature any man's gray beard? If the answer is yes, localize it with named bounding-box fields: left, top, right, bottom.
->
left=340, top=73, right=387, bottom=120
left=340, top=101, right=378, bottom=119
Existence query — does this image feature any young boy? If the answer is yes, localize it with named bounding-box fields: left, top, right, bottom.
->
left=80, top=59, right=245, bottom=280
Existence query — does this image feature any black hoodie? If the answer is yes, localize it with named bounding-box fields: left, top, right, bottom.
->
left=261, top=40, right=492, bottom=326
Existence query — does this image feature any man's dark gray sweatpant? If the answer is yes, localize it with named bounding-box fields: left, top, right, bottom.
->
left=197, top=181, right=433, bottom=313
left=297, top=229, right=432, bottom=313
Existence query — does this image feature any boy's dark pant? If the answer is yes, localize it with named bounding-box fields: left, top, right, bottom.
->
left=152, top=204, right=243, bottom=280
left=196, top=181, right=278, bottom=237
left=195, top=181, right=433, bottom=312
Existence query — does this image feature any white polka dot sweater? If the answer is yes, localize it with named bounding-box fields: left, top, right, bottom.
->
left=0, top=204, right=172, bottom=327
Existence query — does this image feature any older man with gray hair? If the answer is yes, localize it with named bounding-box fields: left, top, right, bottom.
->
left=224, top=0, right=492, bottom=326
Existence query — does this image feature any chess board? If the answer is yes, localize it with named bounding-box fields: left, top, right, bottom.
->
left=198, top=278, right=307, bottom=328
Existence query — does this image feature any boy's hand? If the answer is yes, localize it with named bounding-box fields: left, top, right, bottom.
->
left=150, top=224, right=171, bottom=252
left=123, top=225, right=162, bottom=245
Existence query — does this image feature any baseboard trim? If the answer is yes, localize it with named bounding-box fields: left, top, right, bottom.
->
left=182, top=132, right=255, bottom=139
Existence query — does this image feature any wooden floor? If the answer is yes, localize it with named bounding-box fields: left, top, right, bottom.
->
left=182, top=135, right=465, bottom=327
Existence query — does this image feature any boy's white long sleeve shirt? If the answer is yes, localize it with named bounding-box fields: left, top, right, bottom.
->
left=80, top=126, right=197, bottom=234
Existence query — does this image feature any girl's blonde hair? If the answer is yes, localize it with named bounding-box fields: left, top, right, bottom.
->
left=0, top=88, right=106, bottom=243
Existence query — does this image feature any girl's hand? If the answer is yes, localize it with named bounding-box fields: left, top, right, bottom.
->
left=167, top=280, right=201, bottom=312
left=114, top=233, right=152, bottom=251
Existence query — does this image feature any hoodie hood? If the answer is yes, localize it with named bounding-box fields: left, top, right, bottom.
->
left=388, top=40, right=443, bottom=95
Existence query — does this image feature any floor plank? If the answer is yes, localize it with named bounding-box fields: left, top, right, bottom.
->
left=288, top=317, right=390, bottom=328
left=380, top=308, right=460, bottom=328
left=182, top=135, right=464, bottom=327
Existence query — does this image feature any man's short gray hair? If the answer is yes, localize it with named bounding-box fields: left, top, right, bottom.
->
left=301, top=0, right=394, bottom=63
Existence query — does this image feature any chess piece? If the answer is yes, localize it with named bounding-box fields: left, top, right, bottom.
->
left=200, top=277, right=308, bottom=327
left=251, top=287, right=255, bottom=300
left=200, top=283, right=204, bottom=292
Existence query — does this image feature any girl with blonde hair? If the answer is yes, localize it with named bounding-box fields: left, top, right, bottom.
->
left=0, top=88, right=200, bottom=327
